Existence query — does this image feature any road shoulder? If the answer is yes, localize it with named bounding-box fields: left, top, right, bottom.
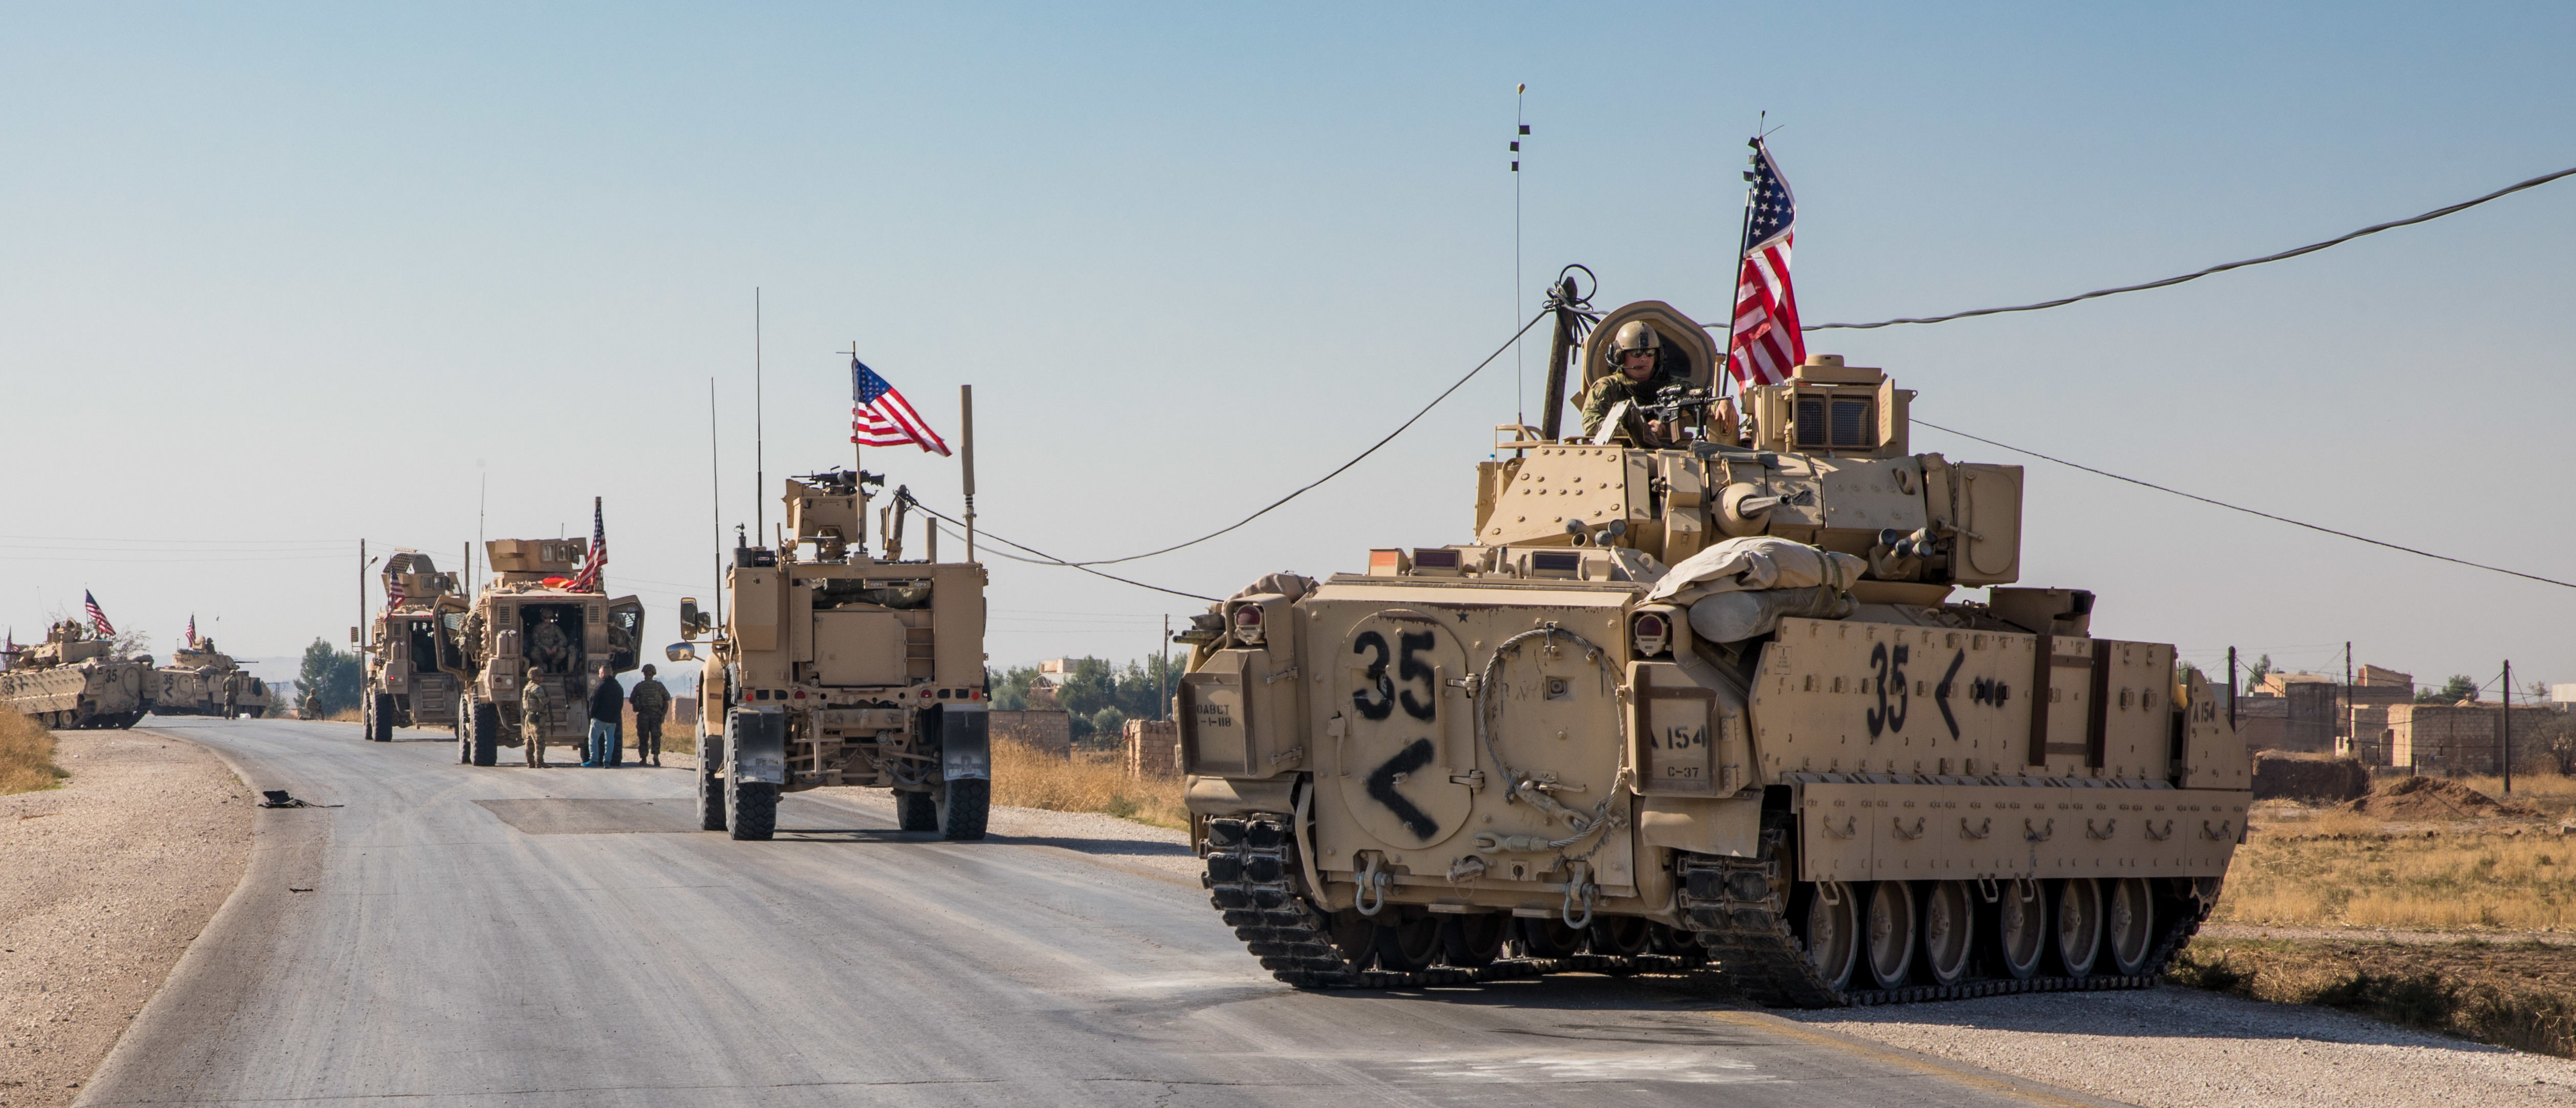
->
left=0, top=727, right=254, bottom=1108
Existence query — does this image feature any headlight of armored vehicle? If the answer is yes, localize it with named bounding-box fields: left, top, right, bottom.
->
left=1231, top=603, right=1265, bottom=645
left=1631, top=611, right=1670, bottom=658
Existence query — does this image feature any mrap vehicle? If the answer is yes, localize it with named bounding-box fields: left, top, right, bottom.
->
left=438, top=537, right=643, bottom=765
left=673, top=470, right=990, bottom=841
left=1178, top=297, right=2252, bottom=1006
left=361, top=552, right=466, bottom=741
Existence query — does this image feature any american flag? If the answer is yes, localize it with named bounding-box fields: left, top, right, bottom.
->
left=850, top=357, right=952, bottom=455
left=186, top=614, right=197, bottom=648
left=568, top=497, right=606, bottom=593
left=83, top=590, right=115, bottom=637
left=1725, top=136, right=1807, bottom=388
left=384, top=552, right=411, bottom=609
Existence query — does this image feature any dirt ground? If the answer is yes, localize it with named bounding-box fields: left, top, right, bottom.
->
left=0, top=729, right=252, bottom=1107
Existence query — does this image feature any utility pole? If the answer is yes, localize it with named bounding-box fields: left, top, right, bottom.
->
left=358, top=538, right=367, bottom=653
left=2502, top=659, right=2514, bottom=796
left=1159, top=614, right=1170, bottom=722
left=2344, top=642, right=2353, bottom=756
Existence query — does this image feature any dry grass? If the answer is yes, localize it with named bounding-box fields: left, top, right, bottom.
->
left=2220, top=778, right=2576, bottom=932
left=1, top=709, right=68, bottom=794
left=2174, top=936, right=2576, bottom=1057
left=2455, top=772, right=2576, bottom=822
left=990, top=739, right=1188, bottom=829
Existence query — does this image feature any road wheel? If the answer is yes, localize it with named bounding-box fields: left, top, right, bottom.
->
left=1589, top=916, right=1653, bottom=957
left=2106, top=877, right=2156, bottom=976
left=1863, top=880, right=1917, bottom=989
left=935, top=777, right=988, bottom=841
left=2054, top=878, right=2103, bottom=977
left=1920, top=881, right=1975, bottom=986
left=1994, top=879, right=2046, bottom=980
left=1373, top=916, right=1444, bottom=972
left=1799, top=881, right=1861, bottom=991
left=1516, top=916, right=1585, bottom=959
left=368, top=693, right=395, bottom=742
left=726, top=773, right=777, bottom=840
left=895, top=790, right=937, bottom=832
left=1439, top=913, right=1507, bottom=968
left=467, top=702, right=500, bottom=767
left=696, top=729, right=725, bottom=831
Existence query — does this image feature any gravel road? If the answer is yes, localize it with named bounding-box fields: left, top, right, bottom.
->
left=1, top=727, right=252, bottom=1108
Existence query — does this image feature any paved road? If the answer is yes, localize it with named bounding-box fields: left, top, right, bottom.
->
left=82, top=719, right=2122, bottom=1107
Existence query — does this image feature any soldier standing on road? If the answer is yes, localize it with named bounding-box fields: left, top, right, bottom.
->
left=221, top=678, right=238, bottom=721
left=628, top=663, right=670, bottom=768
left=519, top=674, right=553, bottom=768
left=1578, top=320, right=1685, bottom=446
left=585, top=664, right=624, bottom=768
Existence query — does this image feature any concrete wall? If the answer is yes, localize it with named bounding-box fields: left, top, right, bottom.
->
left=1123, top=719, right=1179, bottom=778
left=991, top=709, right=1072, bottom=756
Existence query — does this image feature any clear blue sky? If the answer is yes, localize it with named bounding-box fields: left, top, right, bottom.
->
left=6, top=3, right=2573, bottom=691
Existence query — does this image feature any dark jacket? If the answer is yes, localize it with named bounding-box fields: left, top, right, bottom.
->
left=588, top=675, right=625, bottom=723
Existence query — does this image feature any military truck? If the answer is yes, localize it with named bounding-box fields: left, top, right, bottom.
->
left=670, top=469, right=990, bottom=841
left=2, top=620, right=155, bottom=729
left=1178, top=297, right=2253, bottom=1005
left=360, top=553, right=467, bottom=742
left=432, top=538, right=643, bottom=765
left=151, top=639, right=273, bottom=719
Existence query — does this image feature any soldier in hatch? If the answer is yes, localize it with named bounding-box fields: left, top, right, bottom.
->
left=1579, top=320, right=1685, bottom=446
left=528, top=610, right=571, bottom=677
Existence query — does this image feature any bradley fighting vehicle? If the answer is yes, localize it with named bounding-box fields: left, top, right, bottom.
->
left=151, top=639, right=273, bottom=719
left=360, top=553, right=467, bottom=741
left=670, top=469, right=990, bottom=841
left=435, top=537, right=643, bottom=765
left=2, top=621, right=155, bottom=729
left=1178, top=296, right=2253, bottom=1005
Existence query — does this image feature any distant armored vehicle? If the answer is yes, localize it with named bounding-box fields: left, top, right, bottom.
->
left=672, top=469, right=990, bottom=841
left=1179, top=297, right=2253, bottom=1005
left=432, top=537, right=642, bottom=765
left=360, top=553, right=467, bottom=742
left=3, top=620, right=154, bottom=729
left=151, top=639, right=273, bottom=719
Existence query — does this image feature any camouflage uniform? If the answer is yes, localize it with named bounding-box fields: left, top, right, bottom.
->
left=529, top=615, right=571, bottom=676
left=628, top=676, right=671, bottom=766
left=1578, top=366, right=1684, bottom=442
left=519, top=678, right=553, bottom=767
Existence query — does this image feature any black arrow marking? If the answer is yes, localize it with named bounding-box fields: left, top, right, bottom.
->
left=1936, top=649, right=1965, bottom=740
left=1364, top=738, right=1441, bottom=840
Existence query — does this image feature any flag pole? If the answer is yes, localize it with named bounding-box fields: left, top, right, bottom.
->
left=1720, top=127, right=1762, bottom=402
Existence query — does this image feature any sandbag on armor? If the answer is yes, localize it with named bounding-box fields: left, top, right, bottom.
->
left=1645, top=536, right=1864, bottom=644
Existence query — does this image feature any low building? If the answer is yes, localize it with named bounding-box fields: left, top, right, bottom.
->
left=1124, top=719, right=1179, bottom=778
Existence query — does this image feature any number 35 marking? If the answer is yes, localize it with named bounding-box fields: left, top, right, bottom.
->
left=1352, top=630, right=1437, bottom=723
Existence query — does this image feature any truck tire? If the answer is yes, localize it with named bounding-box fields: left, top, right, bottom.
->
left=468, top=702, right=501, bottom=767
left=726, top=774, right=776, bottom=841
left=368, top=693, right=395, bottom=742
left=934, top=777, right=988, bottom=841
left=895, top=790, right=936, bottom=832
left=457, top=695, right=475, bottom=764
left=697, top=734, right=726, bottom=832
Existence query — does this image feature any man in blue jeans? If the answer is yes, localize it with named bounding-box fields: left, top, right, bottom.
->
left=584, top=664, right=625, bottom=768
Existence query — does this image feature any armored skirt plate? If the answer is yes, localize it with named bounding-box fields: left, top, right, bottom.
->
left=1796, top=779, right=2251, bottom=884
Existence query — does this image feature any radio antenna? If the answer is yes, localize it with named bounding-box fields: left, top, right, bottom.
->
left=1512, top=82, right=1528, bottom=428
left=754, top=287, right=765, bottom=545
left=710, top=376, right=724, bottom=625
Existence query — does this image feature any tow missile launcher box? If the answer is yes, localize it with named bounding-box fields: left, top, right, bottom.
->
left=1180, top=299, right=2252, bottom=1006
left=359, top=554, right=467, bottom=741
left=672, top=470, right=990, bottom=841
left=151, top=639, right=274, bottom=719
left=432, top=537, right=644, bottom=765
left=1, top=620, right=155, bottom=730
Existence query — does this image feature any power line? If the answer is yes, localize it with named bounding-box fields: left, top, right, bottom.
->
left=1065, top=310, right=1550, bottom=567
left=914, top=510, right=1218, bottom=602
left=1804, top=163, right=2576, bottom=331
left=1914, top=418, right=2576, bottom=590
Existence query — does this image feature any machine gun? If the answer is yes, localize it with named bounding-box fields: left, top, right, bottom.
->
left=1592, top=383, right=1723, bottom=448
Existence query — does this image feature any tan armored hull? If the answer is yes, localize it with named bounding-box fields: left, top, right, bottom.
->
left=4, top=659, right=154, bottom=729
